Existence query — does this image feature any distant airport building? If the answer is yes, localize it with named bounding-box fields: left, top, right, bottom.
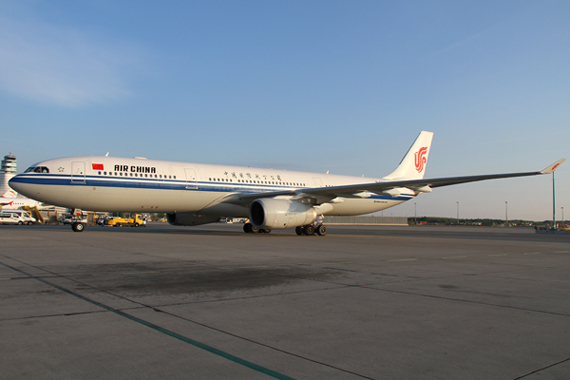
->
left=0, top=153, right=17, bottom=195
left=324, top=215, right=408, bottom=226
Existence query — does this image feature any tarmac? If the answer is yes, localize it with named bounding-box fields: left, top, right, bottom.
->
left=1, top=223, right=570, bottom=380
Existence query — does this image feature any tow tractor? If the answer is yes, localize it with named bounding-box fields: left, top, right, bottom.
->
left=106, top=214, right=146, bottom=227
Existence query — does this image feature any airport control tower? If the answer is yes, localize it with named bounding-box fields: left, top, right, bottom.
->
left=0, top=153, right=17, bottom=195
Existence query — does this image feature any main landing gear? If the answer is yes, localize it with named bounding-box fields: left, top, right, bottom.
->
left=243, top=223, right=271, bottom=234
left=242, top=222, right=327, bottom=236
left=295, top=224, right=327, bottom=236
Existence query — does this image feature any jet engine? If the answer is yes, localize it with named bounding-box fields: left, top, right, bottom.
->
left=249, top=198, right=317, bottom=229
left=167, top=212, right=221, bottom=226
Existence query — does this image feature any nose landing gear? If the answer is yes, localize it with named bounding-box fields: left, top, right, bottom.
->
left=71, top=221, right=85, bottom=232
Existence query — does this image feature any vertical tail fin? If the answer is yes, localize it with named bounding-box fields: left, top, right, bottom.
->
left=384, top=131, right=434, bottom=180
left=1, top=189, right=17, bottom=198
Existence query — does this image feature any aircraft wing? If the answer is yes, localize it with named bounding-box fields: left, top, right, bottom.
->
left=222, top=159, right=565, bottom=207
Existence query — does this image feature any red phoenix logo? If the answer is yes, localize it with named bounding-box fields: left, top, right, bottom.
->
left=414, top=146, right=428, bottom=173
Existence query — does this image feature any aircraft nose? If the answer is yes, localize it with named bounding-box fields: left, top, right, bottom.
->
left=8, top=175, right=31, bottom=197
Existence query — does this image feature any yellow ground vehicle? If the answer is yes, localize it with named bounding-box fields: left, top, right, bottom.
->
left=105, top=214, right=146, bottom=227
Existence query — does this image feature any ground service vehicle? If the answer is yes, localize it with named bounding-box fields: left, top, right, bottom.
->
left=105, top=214, right=145, bottom=227
left=0, top=209, right=37, bottom=225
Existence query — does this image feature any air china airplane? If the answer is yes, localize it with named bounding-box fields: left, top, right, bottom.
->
left=8, top=131, right=565, bottom=234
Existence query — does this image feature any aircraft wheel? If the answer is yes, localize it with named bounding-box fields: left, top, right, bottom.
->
left=295, top=226, right=304, bottom=236
left=304, top=225, right=315, bottom=236
left=316, top=224, right=327, bottom=236
left=243, top=223, right=253, bottom=233
left=72, top=222, right=85, bottom=232
left=251, top=225, right=260, bottom=233
left=261, top=228, right=271, bottom=234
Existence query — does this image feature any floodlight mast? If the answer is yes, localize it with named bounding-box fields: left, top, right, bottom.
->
left=552, top=172, right=556, bottom=229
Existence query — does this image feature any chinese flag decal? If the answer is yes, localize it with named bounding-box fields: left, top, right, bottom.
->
left=92, top=163, right=104, bottom=170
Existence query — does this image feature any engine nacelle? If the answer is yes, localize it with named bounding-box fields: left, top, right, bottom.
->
left=167, top=212, right=221, bottom=226
left=249, top=198, right=317, bottom=229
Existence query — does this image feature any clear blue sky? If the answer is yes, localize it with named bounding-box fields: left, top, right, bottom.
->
left=1, top=0, right=568, bottom=221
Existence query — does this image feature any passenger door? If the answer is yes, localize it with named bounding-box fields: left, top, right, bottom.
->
left=185, top=168, right=197, bottom=189
left=71, top=161, right=86, bottom=184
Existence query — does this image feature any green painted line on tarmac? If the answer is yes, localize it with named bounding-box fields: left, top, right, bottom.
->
left=0, top=260, right=296, bottom=380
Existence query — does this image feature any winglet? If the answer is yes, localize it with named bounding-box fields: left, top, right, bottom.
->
left=540, top=158, right=566, bottom=174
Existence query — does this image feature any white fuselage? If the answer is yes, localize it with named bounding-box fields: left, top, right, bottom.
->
left=9, top=156, right=415, bottom=217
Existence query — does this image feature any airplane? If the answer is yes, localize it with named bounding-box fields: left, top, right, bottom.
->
left=8, top=131, right=565, bottom=234
left=0, top=189, right=42, bottom=208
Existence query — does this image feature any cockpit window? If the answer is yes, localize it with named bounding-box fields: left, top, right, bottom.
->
left=24, top=166, right=49, bottom=173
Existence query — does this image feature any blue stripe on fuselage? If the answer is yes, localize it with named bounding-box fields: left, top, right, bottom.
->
left=9, top=174, right=414, bottom=201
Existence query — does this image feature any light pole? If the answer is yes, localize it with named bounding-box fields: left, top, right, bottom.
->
left=562, top=206, right=565, bottom=227
left=456, top=201, right=459, bottom=225
left=505, top=201, right=508, bottom=225
left=414, top=202, right=417, bottom=225
left=553, top=172, right=556, bottom=228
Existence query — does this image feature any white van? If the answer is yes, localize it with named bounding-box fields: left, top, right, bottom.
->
left=0, top=210, right=37, bottom=225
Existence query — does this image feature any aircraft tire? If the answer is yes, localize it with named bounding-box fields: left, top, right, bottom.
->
left=251, top=225, right=260, bottom=233
left=244, top=223, right=252, bottom=233
left=304, top=225, right=315, bottom=236
left=316, top=224, right=327, bottom=236
left=261, top=228, right=271, bottom=233
left=72, top=222, right=85, bottom=232
left=295, top=226, right=304, bottom=236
